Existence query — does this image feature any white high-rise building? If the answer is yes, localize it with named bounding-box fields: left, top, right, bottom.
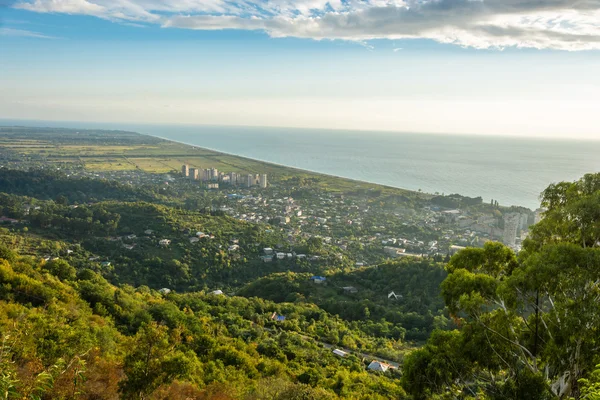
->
left=189, top=167, right=199, bottom=180
left=247, top=174, right=254, bottom=188
left=229, top=172, right=238, bottom=185
left=259, top=174, right=268, bottom=188
left=211, top=168, right=219, bottom=181
left=503, top=213, right=520, bottom=248
left=519, top=213, right=529, bottom=231
left=181, top=164, right=189, bottom=177
left=202, top=169, right=210, bottom=181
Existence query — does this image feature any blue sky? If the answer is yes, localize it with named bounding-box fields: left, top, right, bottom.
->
left=1, top=0, right=600, bottom=138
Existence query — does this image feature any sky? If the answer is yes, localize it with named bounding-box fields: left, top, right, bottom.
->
left=1, top=0, right=600, bottom=139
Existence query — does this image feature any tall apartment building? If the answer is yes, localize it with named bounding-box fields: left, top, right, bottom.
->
left=211, top=168, right=219, bottom=181
left=259, top=174, right=268, bottom=188
left=247, top=174, right=254, bottom=188
left=519, top=213, right=529, bottom=232
left=503, top=213, right=521, bottom=248
left=189, top=167, right=199, bottom=180
left=229, top=172, right=238, bottom=185
left=201, top=169, right=210, bottom=181
left=181, top=164, right=189, bottom=177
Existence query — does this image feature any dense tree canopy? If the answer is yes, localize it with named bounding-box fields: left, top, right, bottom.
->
left=403, top=173, right=600, bottom=399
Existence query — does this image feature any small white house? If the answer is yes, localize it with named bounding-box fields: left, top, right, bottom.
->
left=388, top=291, right=403, bottom=300
left=210, top=289, right=224, bottom=295
left=368, top=361, right=391, bottom=372
left=189, top=237, right=200, bottom=243
left=276, top=252, right=285, bottom=260
left=159, top=239, right=171, bottom=246
left=333, top=349, right=348, bottom=357
left=158, top=288, right=171, bottom=295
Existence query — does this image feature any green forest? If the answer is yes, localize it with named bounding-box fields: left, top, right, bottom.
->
left=1, top=161, right=600, bottom=398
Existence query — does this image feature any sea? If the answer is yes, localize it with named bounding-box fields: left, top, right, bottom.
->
left=2, top=119, right=600, bottom=210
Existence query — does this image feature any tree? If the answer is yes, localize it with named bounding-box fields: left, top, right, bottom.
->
left=306, top=237, right=323, bottom=254
left=44, top=259, right=76, bottom=281
left=405, top=173, right=600, bottom=399
left=119, top=322, right=197, bottom=399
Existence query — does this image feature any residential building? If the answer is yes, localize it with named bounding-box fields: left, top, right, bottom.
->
left=333, top=349, right=348, bottom=357
left=503, top=213, right=520, bottom=248
left=368, top=361, right=392, bottom=372
left=519, top=213, right=529, bottom=231
left=247, top=174, right=254, bottom=187
left=260, top=173, right=268, bottom=188
left=449, top=245, right=466, bottom=255
left=181, top=164, right=189, bottom=177
left=189, top=167, right=199, bottom=180
left=229, top=172, right=238, bottom=185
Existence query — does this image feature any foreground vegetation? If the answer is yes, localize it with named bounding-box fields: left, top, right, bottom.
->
left=0, top=245, right=407, bottom=399
left=402, top=173, right=600, bottom=399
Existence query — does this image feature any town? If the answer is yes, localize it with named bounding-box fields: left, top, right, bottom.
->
left=181, top=164, right=268, bottom=189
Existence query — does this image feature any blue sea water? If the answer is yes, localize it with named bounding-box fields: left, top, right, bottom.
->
left=2, top=119, right=600, bottom=210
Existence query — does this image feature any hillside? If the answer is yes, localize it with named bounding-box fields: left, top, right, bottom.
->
left=0, top=245, right=408, bottom=399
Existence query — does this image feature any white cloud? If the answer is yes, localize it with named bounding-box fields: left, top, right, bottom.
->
left=0, top=27, right=57, bottom=38
left=11, top=0, right=600, bottom=50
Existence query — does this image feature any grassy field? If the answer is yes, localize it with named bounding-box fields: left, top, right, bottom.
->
left=0, top=126, right=424, bottom=196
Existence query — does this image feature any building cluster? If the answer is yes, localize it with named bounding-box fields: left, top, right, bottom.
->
left=182, top=164, right=267, bottom=188
left=502, top=212, right=529, bottom=249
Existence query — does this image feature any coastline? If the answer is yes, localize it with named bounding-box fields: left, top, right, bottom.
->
left=145, top=132, right=431, bottom=199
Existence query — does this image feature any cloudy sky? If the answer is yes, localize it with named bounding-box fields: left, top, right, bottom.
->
left=1, top=0, right=600, bottom=138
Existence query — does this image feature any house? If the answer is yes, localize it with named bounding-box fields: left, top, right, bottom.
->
left=383, top=246, right=404, bottom=257
left=261, top=255, right=273, bottom=263
left=0, top=216, right=19, bottom=224
left=228, top=244, right=239, bottom=252
left=144, top=229, right=154, bottom=235
left=342, top=286, right=358, bottom=294
left=210, top=289, right=224, bottom=295
left=333, top=349, right=348, bottom=357
left=368, top=361, right=392, bottom=372
left=270, top=312, right=286, bottom=321
left=189, top=237, right=199, bottom=243
left=126, top=234, right=137, bottom=240
left=158, top=288, right=171, bottom=295
left=310, top=276, right=327, bottom=284
left=159, top=239, right=171, bottom=246
left=100, top=261, right=111, bottom=267
left=388, top=291, right=403, bottom=300
left=449, top=245, right=466, bottom=255
left=276, top=252, right=285, bottom=260
left=123, top=244, right=135, bottom=250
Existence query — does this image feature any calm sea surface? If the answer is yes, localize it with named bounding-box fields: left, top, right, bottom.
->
left=3, top=120, right=600, bottom=209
